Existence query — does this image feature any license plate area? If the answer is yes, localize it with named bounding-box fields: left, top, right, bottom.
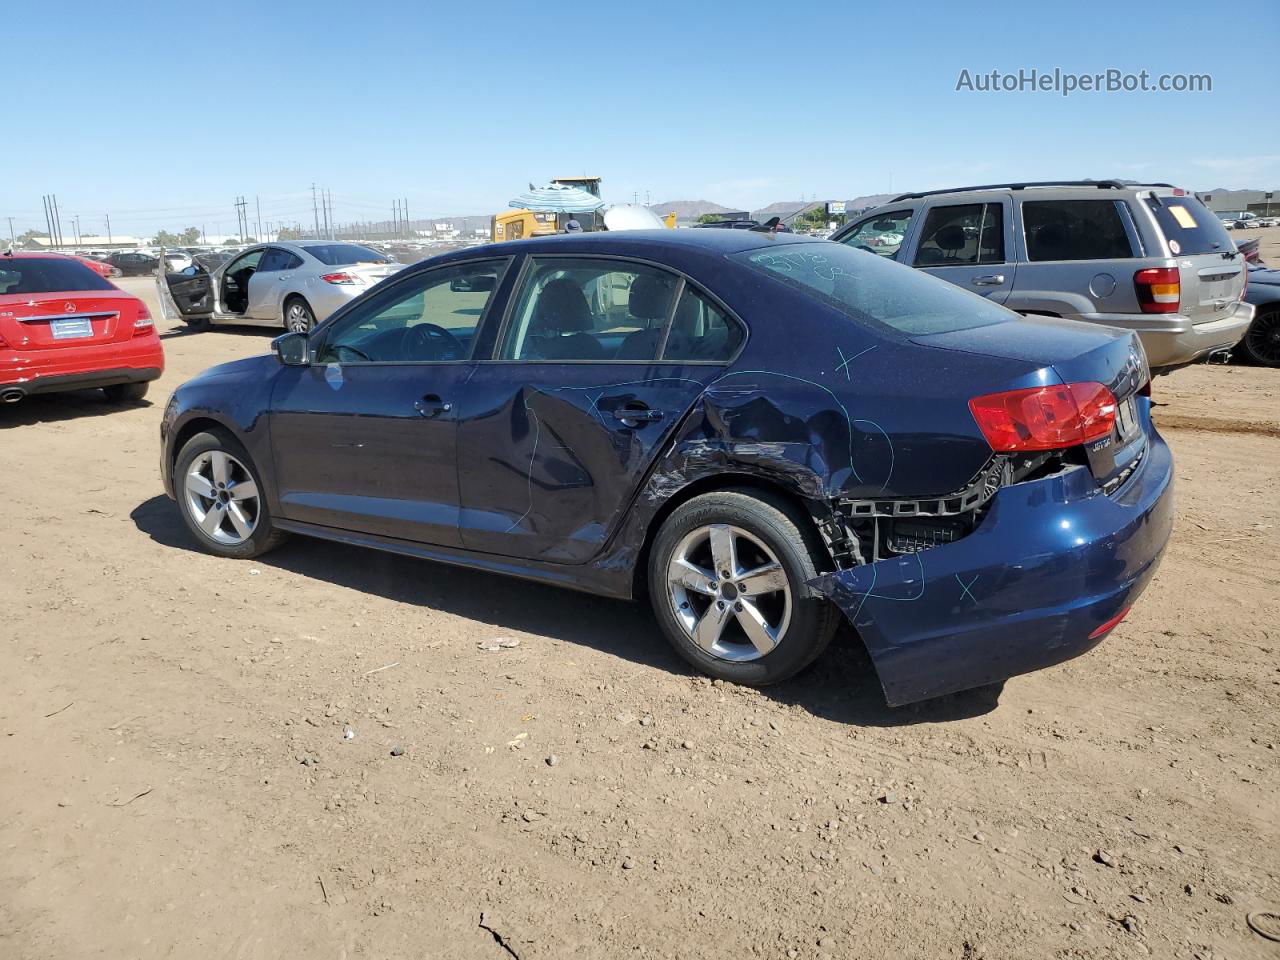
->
left=1115, top=396, right=1139, bottom=440
left=50, top=317, right=94, bottom=340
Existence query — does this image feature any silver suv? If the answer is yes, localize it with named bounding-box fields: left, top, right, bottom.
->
left=831, top=181, right=1254, bottom=371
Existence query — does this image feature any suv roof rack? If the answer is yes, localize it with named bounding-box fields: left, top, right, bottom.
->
left=889, top=180, right=1175, bottom=202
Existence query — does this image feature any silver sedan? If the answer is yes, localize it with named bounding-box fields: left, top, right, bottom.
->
left=156, top=241, right=405, bottom=332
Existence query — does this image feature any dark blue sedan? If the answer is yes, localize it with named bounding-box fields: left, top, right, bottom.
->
left=159, top=229, right=1173, bottom=706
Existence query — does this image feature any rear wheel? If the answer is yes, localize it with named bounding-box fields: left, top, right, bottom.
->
left=174, top=431, right=287, bottom=559
left=1240, top=307, right=1280, bottom=367
left=284, top=297, right=315, bottom=334
left=647, top=489, right=839, bottom=686
left=103, top=382, right=149, bottom=403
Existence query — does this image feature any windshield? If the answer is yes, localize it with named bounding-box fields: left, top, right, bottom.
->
left=0, top=258, right=115, bottom=294
left=733, top=242, right=1011, bottom=335
left=1146, top=196, right=1234, bottom=256
left=300, top=243, right=392, bottom=266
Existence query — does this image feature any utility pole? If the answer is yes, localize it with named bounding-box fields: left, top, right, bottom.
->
left=72, top=215, right=81, bottom=247
left=255, top=195, right=262, bottom=241
left=105, top=213, right=112, bottom=246
left=321, top=188, right=331, bottom=240
left=6, top=216, right=14, bottom=249
left=42, top=196, right=52, bottom=246
left=403, top=198, right=409, bottom=238
left=392, top=200, right=399, bottom=236
left=311, top=184, right=320, bottom=239
left=52, top=194, right=64, bottom=247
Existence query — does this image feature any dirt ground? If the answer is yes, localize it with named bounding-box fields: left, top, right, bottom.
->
left=1, top=273, right=1277, bottom=960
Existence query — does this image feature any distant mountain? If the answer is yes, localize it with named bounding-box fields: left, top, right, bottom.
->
left=649, top=200, right=736, bottom=221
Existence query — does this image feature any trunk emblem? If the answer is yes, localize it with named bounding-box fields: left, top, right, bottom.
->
left=64, top=302, right=76, bottom=313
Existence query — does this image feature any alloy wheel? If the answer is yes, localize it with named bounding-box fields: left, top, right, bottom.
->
left=184, top=450, right=261, bottom=545
left=666, top=523, right=792, bottom=662
left=1245, top=310, right=1280, bottom=366
left=286, top=302, right=312, bottom=334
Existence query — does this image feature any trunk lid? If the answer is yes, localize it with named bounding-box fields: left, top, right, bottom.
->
left=0, top=291, right=144, bottom=350
left=344, top=261, right=405, bottom=284
left=911, top=314, right=1150, bottom=487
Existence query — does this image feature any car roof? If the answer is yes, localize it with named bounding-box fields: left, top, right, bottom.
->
left=887, top=180, right=1183, bottom=203
left=456, top=228, right=815, bottom=259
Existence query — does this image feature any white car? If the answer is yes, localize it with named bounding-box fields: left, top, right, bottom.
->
left=157, top=240, right=404, bottom=333
left=162, top=252, right=193, bottom=273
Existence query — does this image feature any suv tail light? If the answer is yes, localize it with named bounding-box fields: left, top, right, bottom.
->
left=132, top=302, right=154, bottom=335
left=969, top=382, right=1117, bottom=452
left=1134, top=267, right=1180, bottom=314
left=321, top=272, right=361, bottom=285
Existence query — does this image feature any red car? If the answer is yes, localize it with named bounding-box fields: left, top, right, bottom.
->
left=0, top=252, right=164, bottom=404
left=68, top=253, right=123, bottom=279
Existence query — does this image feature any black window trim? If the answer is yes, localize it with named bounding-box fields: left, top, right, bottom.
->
left=482, top=252, right=748, bottom=366
left=310, top=255, right=514, bottom=366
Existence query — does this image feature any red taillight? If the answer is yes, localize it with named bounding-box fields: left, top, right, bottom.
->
left=1088, top=606, right=1131, bottom=639
left=321, top=272, right=360, bottom=285
left=132, top=302, right=153, bottom=336
left=968, top=382, right=1117, bottom=452
left=1134, top=267, right=1180, bottom=314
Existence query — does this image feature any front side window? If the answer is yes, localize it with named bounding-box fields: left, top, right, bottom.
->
left=735, top=242, right=1011, bottom=336
left=318, top=259, right=508, bottom=364
left=838, top=209, right=914, bottom=259
left=1022, top=200, right=1135, bottom=261
left=499, top=258, right=680, bottom=361
left=913, top=203, right=1005, bottom=266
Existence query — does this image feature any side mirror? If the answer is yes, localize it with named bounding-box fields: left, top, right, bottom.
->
left=273, top=331, right=310, bottom=366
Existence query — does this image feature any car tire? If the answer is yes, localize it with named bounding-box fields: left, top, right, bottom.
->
left=283, top=297, right=315, bottom=334
left=1240, top=307, right=1280, bottom=367
left=174, top=430, right=288, bottom=559
left=647, top=488, right=839, bottom=686
left=103, top=382, right=149, bottom=403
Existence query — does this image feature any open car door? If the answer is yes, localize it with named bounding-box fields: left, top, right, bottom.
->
left=155, top=248, right=215, bottom=325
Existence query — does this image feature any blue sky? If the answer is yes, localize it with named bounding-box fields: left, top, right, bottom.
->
left=3, top=0, right=1276, bottom=237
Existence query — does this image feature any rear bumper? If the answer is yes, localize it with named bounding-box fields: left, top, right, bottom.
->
left=1079, top=303, right=1254, bottom=369
left=1, top=338, right=165, bottom=395
left=810, top=426, right=1174, bottom=707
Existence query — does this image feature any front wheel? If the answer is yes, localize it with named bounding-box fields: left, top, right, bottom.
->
left=284, top=297, right=315, bottom=334
left=1240, top=308, right=1280, bottom=367
left=647, top=489, right=839, bottom=686
left=174, top=431, right=288, bottom=559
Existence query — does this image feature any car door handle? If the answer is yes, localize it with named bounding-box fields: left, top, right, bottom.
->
left=971, top=275, right=1006, bottom=286
left=613, top=405, right=663, bottom=426
left=413, top=395, right=452, bottom=417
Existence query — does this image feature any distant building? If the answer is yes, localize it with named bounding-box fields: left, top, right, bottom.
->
left=1197, top=189, right=1279, bottom=216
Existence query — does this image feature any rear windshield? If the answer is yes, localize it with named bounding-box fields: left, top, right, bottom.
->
left=1145, top=195, right=1233, bottom=255
left=300, top=243, right=392, bottom=266
left=733, top=242, right=1010, bottom=336
left=0, top=258, right=115, bottom=294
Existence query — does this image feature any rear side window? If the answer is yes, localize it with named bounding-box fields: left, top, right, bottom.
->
left=1023, top=200, right=1135, bottom=261
left=662, top=287, right=744, bottom=362
left=913, top=203, right=1005, bottom=266
left=735, top=243, right=1010, bottom=336
left=1145, top=195, right=1233, bottom=255
left=301, top=243, right=393, bottom=266
left=0, top=258, right=115, bottom=294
